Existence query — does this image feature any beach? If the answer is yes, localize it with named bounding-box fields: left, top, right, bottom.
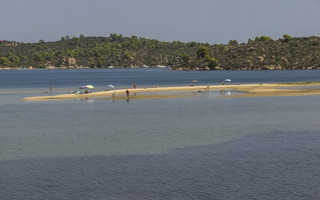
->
left=23, top=82, right=320, bottom=100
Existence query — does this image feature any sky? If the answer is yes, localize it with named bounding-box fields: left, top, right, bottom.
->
left=0, top=0, right=319, bottom=44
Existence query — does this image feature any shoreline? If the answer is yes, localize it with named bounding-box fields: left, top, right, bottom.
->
left=23, top=82, right=320, bottom=101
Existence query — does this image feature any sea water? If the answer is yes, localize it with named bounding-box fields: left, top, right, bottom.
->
left=0, top=68, right=320, bottom=199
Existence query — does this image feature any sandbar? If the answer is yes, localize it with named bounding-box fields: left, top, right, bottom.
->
left=23, top=82, right=320, bottom=101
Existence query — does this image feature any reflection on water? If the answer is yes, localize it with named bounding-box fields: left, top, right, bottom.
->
left=78, top=97, right=95, bottom=103
left=220, top=89, right=232, bottom=96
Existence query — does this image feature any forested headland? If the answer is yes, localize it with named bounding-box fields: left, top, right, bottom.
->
left=0, top=34, right=320, bottom=70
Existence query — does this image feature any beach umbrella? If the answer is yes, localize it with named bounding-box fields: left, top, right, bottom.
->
left=79, top=85, right=94, bottom=89
left=223, top=79, right=231, bottom=85
left=108, top=84, right=115, bottom=89
left=192, top=80, right=198, bottom=83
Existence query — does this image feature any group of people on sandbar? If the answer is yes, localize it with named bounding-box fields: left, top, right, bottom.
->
left=125, top=83, right=136, bottom=97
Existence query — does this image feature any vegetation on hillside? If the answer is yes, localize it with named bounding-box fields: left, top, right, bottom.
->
left=0, top=34, right=320, bottom=70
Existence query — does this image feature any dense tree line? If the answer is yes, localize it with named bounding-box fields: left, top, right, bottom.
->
left=0, top=34, right=319, bottom=70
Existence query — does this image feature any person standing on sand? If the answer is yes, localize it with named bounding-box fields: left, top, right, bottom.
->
left=126, top=90, right=130, bottom=97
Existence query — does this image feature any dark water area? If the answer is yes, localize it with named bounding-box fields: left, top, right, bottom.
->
left=1, top=68, right=320, bottom=89
left=1, top=131, right=319, bottom=200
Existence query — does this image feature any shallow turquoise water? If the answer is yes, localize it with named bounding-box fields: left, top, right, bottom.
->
left=1, top=92, right=320, bottom=161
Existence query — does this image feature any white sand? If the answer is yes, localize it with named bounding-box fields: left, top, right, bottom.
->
left=23, top=82, right=320, bottom=100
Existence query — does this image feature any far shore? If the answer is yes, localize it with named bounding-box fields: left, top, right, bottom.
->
left=22, top=82, right=320, bottom=101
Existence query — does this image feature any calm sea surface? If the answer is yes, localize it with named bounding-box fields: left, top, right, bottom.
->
left=1, top=68, right=320, bottom=199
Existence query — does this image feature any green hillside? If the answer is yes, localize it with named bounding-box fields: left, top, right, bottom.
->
left=0, top=34, right=319, bottom=70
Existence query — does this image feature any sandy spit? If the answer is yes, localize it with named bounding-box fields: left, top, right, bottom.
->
left=22, top=82, right=320, bottom=101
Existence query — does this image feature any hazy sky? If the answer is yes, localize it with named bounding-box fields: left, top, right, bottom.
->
left=0, top=0, right=319, bottom=44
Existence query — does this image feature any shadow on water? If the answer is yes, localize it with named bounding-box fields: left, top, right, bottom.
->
left=1, top=130, right=319, bottom=200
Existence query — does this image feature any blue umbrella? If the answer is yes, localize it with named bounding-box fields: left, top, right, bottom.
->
left=224, top=79, right=231, bottom=82
left=108, top=84, right=115, bottom=89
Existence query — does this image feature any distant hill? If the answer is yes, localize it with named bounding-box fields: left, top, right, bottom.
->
left=0, top=34, right=319, bottom=70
